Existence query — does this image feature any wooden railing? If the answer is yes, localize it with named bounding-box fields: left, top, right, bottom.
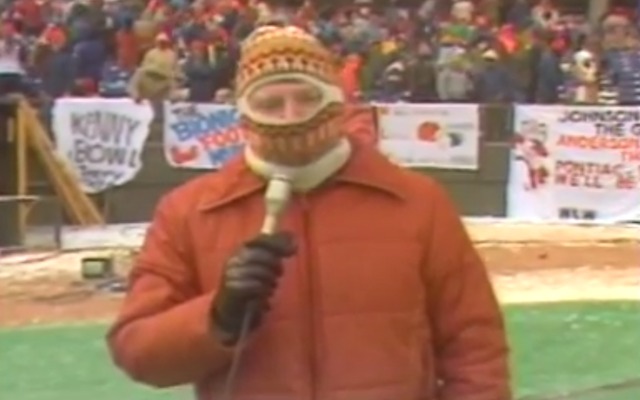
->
left=9, top=99, right=104, bottom=233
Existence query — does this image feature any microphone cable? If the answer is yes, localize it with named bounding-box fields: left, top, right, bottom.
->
left=220, top=174, right=293, bottom=400
left=220, top=303, right=257, bottom=400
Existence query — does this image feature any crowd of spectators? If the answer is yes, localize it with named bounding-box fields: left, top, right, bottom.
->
left=1, top=0, right=640, bottom=105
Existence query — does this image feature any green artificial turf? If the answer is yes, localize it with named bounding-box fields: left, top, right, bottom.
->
left=0, top=301, right=638, bottom=400
left=507, top=301, right=640, bottom=399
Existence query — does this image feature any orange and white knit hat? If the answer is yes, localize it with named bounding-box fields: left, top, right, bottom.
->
left=235, top=25, right=346, bottom=166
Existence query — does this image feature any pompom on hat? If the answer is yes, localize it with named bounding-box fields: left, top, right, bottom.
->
left=235, top=25, right=347, bottom=166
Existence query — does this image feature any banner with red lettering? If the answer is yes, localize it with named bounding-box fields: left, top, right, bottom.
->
left=164, top=103, right=243, bottom=169
left=507, top=105, right=640, bottom=221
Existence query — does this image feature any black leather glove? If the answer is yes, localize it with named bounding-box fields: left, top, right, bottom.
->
left=211, top=232, right=296, bottom=345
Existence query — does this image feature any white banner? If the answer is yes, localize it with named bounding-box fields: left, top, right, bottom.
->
left=163, top=102, right=244, bottom=169
left=507, top=105, right=640, bottom=222
left=52, top=98, right=153, bottom=194
left=375, top=103, right=480, bottom=169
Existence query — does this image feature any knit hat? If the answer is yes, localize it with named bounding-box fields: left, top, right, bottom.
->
left=235, top=25, right=346, bottom=166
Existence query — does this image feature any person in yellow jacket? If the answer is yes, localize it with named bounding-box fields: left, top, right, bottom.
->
left=127, top=32, right=186, bottom=104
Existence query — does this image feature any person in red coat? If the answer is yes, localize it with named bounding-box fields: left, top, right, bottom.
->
left=108, top=25, right=511, bottom=400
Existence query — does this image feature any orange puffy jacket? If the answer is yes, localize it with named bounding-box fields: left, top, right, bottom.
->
left=107, top=140, right=511, bottom=400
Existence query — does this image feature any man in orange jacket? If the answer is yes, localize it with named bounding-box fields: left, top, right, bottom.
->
left=108, top=25, right=511, bottom=400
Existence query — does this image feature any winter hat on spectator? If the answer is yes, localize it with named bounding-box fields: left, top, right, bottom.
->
left=155, top=32, right=171, bottom=43
left=481, top=49, right=499, bottom=60
left=1, top=18, right=16, bottom=36
left=235, top=25, right=346, bottom=166
left=42, top=24, right=66, bottom=47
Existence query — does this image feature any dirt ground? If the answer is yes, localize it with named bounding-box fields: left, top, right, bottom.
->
left=0, top=222, right=638, bottom=328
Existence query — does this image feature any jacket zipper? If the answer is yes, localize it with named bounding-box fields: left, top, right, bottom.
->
left=299, top=195, right=317, bottom=400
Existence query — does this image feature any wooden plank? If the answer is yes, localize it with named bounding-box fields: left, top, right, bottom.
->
left=0, top=195, right=39, bottom=203
left=19, top=100, right=105, bottom=226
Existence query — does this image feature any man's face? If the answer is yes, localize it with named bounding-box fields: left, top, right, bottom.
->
left=246, top=78, right=323, bottom=123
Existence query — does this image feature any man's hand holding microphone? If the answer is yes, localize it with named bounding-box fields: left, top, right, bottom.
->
left=210, top=174, right=295, bottom=346
left=211, top=232, right=296, bottom=345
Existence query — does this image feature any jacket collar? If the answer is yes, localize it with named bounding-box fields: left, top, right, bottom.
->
left=197, top=139, right=408, bottom=212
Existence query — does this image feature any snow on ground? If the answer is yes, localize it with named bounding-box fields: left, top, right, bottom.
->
left=1, top=221, right=637, bottom=305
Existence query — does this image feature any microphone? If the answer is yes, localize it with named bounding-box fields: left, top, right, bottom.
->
left=260, top=174, right=293, bottom=234
left=222, top=173, right=293, bottom=400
